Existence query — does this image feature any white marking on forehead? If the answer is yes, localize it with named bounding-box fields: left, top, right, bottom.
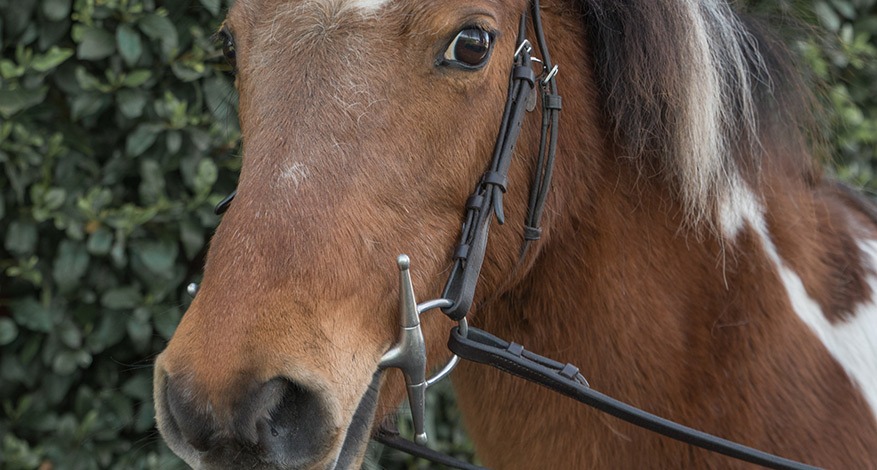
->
left=346, top=0, right=391, bottom=11
left=306, top=0, right=391, bottom=12
left=743, top=201, right=877, bottom=423
left=280, top=162, right=310, bottom=189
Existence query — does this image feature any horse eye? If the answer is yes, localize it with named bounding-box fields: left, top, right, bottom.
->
left=220, top=30, right=236, bottom=68
left=443, top=28, right=493, bottom=69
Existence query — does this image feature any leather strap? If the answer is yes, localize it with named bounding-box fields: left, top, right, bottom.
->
left=373, top=424, right=486, bottom=470
left=522, top=0, right=562, bottom=254
left=441, top=2, right=563, bottom=321
left=447, top=326, right=820, bottom=470
left=214, top=189, right=236, bottom=215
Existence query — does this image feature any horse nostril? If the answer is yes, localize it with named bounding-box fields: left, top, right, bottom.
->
left=164, top=377, right=219, bottom=452
left=253, top=378, right=332, bottom=465
left=160, top=374, right=332, bottom=467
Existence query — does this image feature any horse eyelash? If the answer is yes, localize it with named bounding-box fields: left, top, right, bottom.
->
left=212, top=28, right=238, bottom=75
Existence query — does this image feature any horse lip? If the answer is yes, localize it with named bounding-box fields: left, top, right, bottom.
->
left=330, top=372, right=382, bottom=469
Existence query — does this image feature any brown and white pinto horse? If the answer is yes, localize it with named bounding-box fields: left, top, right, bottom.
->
left=153, top=0, right=877, bottom=468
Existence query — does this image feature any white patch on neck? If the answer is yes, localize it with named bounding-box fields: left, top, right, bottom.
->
left=740, top=194, right=877, bottom=423
left=719, top=176, right=761, bottom=238
left=280, top=162, right=310, bottom=189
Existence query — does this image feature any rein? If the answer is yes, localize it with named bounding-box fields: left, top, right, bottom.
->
left=210, top=1, right=820, bottom=468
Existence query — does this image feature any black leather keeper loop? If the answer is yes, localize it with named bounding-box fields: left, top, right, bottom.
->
left=560, top=364, right=580, bottom=380
left=508, top=343, right=525, bottom=356
left=481, top=172, right=508, bottom=192
left=466, top=195, right=485, bottom=210
left=513, top=65, right=536, bottom=86
left=454, top=244, right=471, bottom=260
left=523, top=225, right=542, bottom=240
left=544, top=94, right=562, bottom=110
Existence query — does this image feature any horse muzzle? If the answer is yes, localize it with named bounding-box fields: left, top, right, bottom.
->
left=153, top=364, right=345, bottom=470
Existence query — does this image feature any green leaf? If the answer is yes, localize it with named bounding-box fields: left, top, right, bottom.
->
left=0, top=86, right=48, bottom=118
left=204, top=75, right=239, bottom=122
left=171, top=61, right=206, bottom=82
left=74, top=65, right=102, bottom=90
left=12, top=298, right=54, bottom=333
left=86, top=227, right=113, bottom=255
left=180, top=219, right=204, bottom=259
left=166, top=130, right=182, bottom=154
left=116, top=88, right=148, bottom=118
left=100, top=286, right=143, bottom=310
left=121, top=374, right=153, bottom=401
left=4, top=220, right=38, bottom=256
left=116, top=24, right=143, bottom=66
left=0, top=59, right=25, bottom=79
left=1, top=352, right=30, bottom=384
left=127, top=315, right=152, bottom=349
left=138, top=14, right=178, bottom=59
left=41, top=0, right=72, bottom=22
left=52, top=349, right=91, bottom=375
left=122, top=69, right=152, bottom=88
left=76, top=27, right=116, bottom=61
left=31, top=46, right=74, bottom=72
left=57, top=321, right=83, bottom=349
left=133, top=239, right=178, bottom=274
left=200, top=0, right=222, bottom=16
left=194, top=159, right=218, bottom=195
left=43, top=373, right=75, bottom=406
left=86, top=313, right=127, bottom=353
left=43, top=187, right=66, bottom=210
left=70, top=92, right=110, bottom=120
left=139, top=159, right=166, bottom=203
left=125, top=123, right=161, bottom=157
left=0, top=318, right=19, bottom=346
left=53, top=240, right=90, bottom=293
left=154, top=306, right=181, bottom=340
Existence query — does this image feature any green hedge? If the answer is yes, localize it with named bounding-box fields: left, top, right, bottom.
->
left=803, top=0, right=877, bottom=185
left=0, top=0, right=239, bottom=468
left=0, top=1, right=875, bottom=469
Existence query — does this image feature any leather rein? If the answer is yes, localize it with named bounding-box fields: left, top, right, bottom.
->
left=212, top=2, right=819, bottom=468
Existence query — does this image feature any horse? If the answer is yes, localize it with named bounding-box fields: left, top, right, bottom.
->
left=152, top=0, right=877, bottom=468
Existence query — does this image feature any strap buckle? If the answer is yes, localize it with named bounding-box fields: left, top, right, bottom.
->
left=514, top=39, right=533, bottom=60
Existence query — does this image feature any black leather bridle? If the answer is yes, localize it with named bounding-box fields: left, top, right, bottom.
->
left=211, top=2, right=819, bottom=468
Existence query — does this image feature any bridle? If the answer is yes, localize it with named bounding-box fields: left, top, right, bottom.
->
left=208, top=2, right=819, bottom=468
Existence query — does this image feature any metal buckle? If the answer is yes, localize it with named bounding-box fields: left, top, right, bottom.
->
left=541, top=64, right=559, bottom=86
left=514, top=39, right=533, bottom=60
left=378, top=255, right=467, bottom=445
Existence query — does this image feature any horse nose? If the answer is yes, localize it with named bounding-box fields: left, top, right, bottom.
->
left=162, top=375, right=332, bottom=466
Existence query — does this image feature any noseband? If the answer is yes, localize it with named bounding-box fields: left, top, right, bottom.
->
left=208, top=1, right=818, bottom=468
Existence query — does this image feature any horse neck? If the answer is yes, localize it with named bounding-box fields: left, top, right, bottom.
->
left=460, top=110, right=877, bottom=467
left=478, top=163, right=715, bottom=404
left=451, top=3, right=877, bottom=467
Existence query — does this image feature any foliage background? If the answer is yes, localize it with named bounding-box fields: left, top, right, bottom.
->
left=0, top=0, right=874, bottom=469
